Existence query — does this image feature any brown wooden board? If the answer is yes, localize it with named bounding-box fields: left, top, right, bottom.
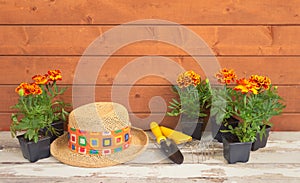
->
left=1, top=85, right=298, bottom=113
left=0, top=0, right=300, bottom=25
left=0, top=56, right=299, bottom=85
left=0, top=112, right=299, bottom=131
left=1, top=26, right=300, bottom=56
left=0, top=0, right=299, bottom=132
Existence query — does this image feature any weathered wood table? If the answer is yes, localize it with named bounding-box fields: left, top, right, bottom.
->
left=0, top=131, right=299, bottom=183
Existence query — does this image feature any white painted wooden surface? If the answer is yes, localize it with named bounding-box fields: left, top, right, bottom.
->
left=0, top=131, right=300, bottom=183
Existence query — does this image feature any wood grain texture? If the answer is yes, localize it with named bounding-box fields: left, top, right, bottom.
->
left=0, top=85, right=297, bottom=113
left=0, top=0, right=299, bottom=131
left=0, top=131, right=299, bottom=182
left=0, top=0, right=300, bottom=25
left=0, top=56, right=299, bottom=85
left=1, top=26, right=300, bottom=56
left=1, top=112, right=299, bottom=131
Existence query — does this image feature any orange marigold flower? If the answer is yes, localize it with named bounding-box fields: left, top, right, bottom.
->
left=26, top=83, right=42, bottom=95
left=15, top=82, right=31, bottom=96
left=236, top=78, right=248, bottom=86
left=48, top=70, right=62, bottom=81
left=234, top=78, right=258, bottom=94
left=187, top=70, right=201, bottom=86
left=249, top=75, right=271, bottom=90
left=15, top=82, right=25, bottom=93
left=215, top=68, right=237, bottom=84
left=177, top=73, right=192, bottom=88
left=234, top=85, right=250, bottom=94
left=176, top=70, right=200, bottom=88
left=32, top=74, right=48, bottom=85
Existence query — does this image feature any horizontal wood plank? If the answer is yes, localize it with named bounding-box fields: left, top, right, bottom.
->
left=0, top=0, right=299, bottom=133
left=0, top=0, right=300, bottom=25
left=271, top=114, right=300, bottom=131
left=0, top=112, right=179, bottom=131
left=1, top=112, right=300, bottom=131
left=0, top=85, right=298, bottom=113
left=0, top=164, right=299, bottom=183
left=0, top=56, right=299, bottom=85
left=1, top=26, right=300, bottom=56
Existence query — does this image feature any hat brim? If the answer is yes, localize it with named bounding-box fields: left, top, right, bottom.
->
left=50, top=127, right=148, bottom=168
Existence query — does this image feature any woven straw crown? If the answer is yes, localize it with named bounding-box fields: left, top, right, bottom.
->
left=69, top=102, right=130, bottom=132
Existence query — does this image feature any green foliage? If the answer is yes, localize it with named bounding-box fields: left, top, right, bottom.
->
left=10, top=81, right=70, bottom=143
left=218, top=85, right=285, bottom=142
left=167, top=79, right=211, bottom=119
left=210, top=86, right=235, bottom=125
left=225, top=121, right=258, bottom=143
left=211, top=68, right=286, bottom=143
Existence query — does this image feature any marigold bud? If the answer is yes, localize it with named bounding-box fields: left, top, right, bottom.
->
left=18, top=88, right=24, bottom=96
left=205, top=78, right=209, bottom=83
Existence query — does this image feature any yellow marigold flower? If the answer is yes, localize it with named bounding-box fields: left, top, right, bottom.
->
left=48, top=70, right=62, bottom=81
left=249, top=75, right=271, bottom=90
left=234, top=78, right=258, bottom=94
left=215, top=68, right=237, bottom=84
left=249, top=87, right=258, bottom=94
left=176, top=70, right=200, bottom=88
left=32, top=74, right=48, bottom=85
left=234, top=85, right=249, bottom=94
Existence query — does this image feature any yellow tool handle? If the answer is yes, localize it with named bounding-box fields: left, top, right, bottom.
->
left=160, top=126, right=192, bottom=144
left=150, top=122, right=167, bottom=144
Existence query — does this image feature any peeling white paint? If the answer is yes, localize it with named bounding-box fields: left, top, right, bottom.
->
left=0, top=163, right=299, bottom=179
left=1, top=132, right=300, bottom=181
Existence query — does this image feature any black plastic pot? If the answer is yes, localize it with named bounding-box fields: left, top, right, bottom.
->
left=42, top=120, right=65, bottom=143
left=180, top=115, right=203, bottom=140
left=222, top=134, right=252, bottom=164
left=211, top=117, right=239, bottom=143
left=251, top=126, right=271, bottom=151
left=17, top=134, right=51, bottom=162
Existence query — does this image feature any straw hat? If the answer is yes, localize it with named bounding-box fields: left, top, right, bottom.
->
left=50, top=102, right=148, bottom=168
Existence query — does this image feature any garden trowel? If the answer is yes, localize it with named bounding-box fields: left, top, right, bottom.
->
left=150, top=122, right=184, bottom=164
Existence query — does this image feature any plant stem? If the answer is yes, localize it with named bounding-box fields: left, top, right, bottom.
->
left=21, top=97, right=30, bottom=113
left=243, top=94, right=247, bottom=108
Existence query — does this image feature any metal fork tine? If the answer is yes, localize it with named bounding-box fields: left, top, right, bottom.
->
left=190, top=145, right=194, bottom=163
left=184, top=139, right=216, bottom=163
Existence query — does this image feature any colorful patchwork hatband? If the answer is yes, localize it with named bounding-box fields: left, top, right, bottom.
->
left=68, top=126, right=131, bottom=155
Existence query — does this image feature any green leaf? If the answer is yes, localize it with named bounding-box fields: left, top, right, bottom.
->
left=33, top=135, right=38, bottom=143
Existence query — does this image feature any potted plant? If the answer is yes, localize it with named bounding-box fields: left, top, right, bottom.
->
left=213, top=68, right=285, bottom=163
left=244, top=75, right=286, bottom=151
left=210, top=68, right=239, bottom=142
left=212, top=68, right=258, bottom=163
left=167, top=70, right=211, bottom=140
left=10, top=70, right=70, bottom=162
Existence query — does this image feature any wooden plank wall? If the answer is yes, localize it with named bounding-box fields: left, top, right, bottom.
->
left=0, top=0, right=299, bottom=131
